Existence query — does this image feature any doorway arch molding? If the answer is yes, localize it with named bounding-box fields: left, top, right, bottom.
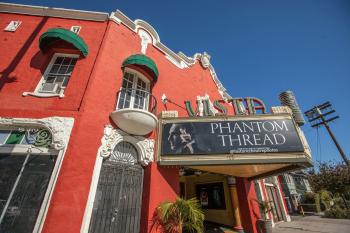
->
left=100, top=124, right=154, bottom=166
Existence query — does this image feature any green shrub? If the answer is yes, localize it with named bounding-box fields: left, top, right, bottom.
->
left=325, top=196, right=350, bottom=219
left=319, top=190, right=332, bottom=210
left=315, top=193, right=321, bottom=213
left=324, top=206, right=350, bottom=219
left=303, top=192, right=316, bottom=204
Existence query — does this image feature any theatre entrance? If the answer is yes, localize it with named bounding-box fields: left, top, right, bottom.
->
left=179, top=169, right=236, bottom=228
left=88, top=141, right=144, bottom=233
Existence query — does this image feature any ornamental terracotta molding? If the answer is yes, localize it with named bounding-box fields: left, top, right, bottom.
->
left=138, top=29, right=153, bottom=54
left=199, top=52, right=211, bottom=69
left=100, top=125, right=154, bottom=166
left=0, top=117, right=74, bottom=150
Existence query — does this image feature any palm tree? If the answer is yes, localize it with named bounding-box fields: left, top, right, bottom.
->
left=151, top=197, right=205, bottom=233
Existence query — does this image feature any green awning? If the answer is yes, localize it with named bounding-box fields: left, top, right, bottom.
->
left=122, top=54, right=159, bottom=81
left=39, top=28, right=88, bottom=57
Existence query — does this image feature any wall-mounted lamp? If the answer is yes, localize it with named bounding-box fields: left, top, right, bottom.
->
left=161, top=94, right=168, bottom=104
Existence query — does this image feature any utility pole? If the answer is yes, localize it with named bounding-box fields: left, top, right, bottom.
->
left=304, top=102, right=349, bottom=166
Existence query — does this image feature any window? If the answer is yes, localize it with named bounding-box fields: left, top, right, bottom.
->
left=39, top=55, right=77, bottom=94
left=23, top=53, right=78, bottom=98
left=70, top=26, right=81, bottom=34
left=0, top=117, right=73, bottom=233
left=0, top=153, right=57, bottom=233
left=0, top=127, right=54, bottom=232
left=4, top=21, right=21, bottom=32
left=0, top=129, right=52, bottom=147
left=265, top=177, right=275, bottom=184
left=117, top=69, right=150, bottom=111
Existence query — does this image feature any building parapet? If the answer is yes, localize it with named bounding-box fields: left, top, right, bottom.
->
left=0, top=2, right=109, bottom=21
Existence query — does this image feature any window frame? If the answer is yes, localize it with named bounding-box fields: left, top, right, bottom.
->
left=0, top=116, right=74, bottom=233
left=23, top=53, right=79, bottom=98
left=0, top=151, right=58, bottom=232
left=117, top=67, right=151, bottom=111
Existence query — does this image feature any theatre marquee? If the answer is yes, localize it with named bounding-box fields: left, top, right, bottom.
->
left=157, top=114, right=312, bottom=179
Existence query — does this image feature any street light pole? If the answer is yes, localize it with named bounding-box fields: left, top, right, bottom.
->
left=304, top=102, right=349, bottom=166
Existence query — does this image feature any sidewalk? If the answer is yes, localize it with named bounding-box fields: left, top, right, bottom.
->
left=273, top=215, right=350, bottom=233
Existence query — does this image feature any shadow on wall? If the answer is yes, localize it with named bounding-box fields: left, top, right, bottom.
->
left=30, top=51, right=47, bottom=72
left=0, top=17, right=48, bottom=90
left=157, top=165, right=180, bottom=194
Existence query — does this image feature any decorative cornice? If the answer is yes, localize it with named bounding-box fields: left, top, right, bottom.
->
left=110, top=10, right=231, bottom=100
left=0, top=117, right=74, bottom=150
left=0, top=2, right=109, bottom=21
left=100, top=125, right=154, bottom=166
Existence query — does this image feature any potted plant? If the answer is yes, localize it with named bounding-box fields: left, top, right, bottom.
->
left=258, top=200, right=273, bottom=233
left=151, top=197, right=205, bottom=233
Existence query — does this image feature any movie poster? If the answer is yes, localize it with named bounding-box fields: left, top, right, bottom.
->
left=199, top=188, right=208, bottom=207
left=161, top=118, right=304, bottom=156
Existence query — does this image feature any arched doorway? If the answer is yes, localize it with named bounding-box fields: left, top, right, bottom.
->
left=88, top=141, right=144, bottom=233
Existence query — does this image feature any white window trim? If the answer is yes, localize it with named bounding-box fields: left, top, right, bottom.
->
left=23, top=53, right=79, bottom=98
left=0, top=117, right=74, bottom=233
left=117, top=67, right=151, bottom=110
left=4, top=20, right=22, bottom=32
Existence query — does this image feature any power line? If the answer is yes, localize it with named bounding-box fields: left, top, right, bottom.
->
left=305, top=102, right=349, bottom=166
left=316, top=127, right=320, bottom=162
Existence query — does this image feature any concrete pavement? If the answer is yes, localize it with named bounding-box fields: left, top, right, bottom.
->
left=273, top=215, right=350, bottom=233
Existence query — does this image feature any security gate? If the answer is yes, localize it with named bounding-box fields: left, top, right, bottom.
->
left=88, top=142, right=144, bottom=233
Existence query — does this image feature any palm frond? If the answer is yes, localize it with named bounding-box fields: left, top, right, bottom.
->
left=151, top=197, right=204, bottom=233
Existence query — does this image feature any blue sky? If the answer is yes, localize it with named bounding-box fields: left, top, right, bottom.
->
left=7, top=0, right=350, bottom=164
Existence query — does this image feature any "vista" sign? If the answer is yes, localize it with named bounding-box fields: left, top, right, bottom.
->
left=185, top=95, right=267, bottom=117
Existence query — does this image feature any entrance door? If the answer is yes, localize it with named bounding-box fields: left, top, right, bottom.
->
left=266, top=186, right=284, bottom=222
left=88, top=142, right=144, bottom=233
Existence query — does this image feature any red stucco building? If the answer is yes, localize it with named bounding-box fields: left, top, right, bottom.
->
left=0, top=3, right=312, bottom=233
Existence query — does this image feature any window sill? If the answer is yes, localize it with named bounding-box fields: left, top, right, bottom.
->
left=23, top=92, right=65, bottom=98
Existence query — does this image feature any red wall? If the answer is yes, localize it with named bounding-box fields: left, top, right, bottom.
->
left=237, top=178, right=262, bottom=233
left=71, top=20, right=221, bottom=232
left=0, top=11, right=108, bottom=233
left=0, top=13, right=107, bottom=111
left=0, top=9, right=257, bottom=233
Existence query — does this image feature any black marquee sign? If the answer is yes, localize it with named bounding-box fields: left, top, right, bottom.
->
left=160, top=116, right=304, bottom=156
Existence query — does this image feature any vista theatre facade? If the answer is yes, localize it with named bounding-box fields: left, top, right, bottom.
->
left=0, top=3, right=312, bottom=233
